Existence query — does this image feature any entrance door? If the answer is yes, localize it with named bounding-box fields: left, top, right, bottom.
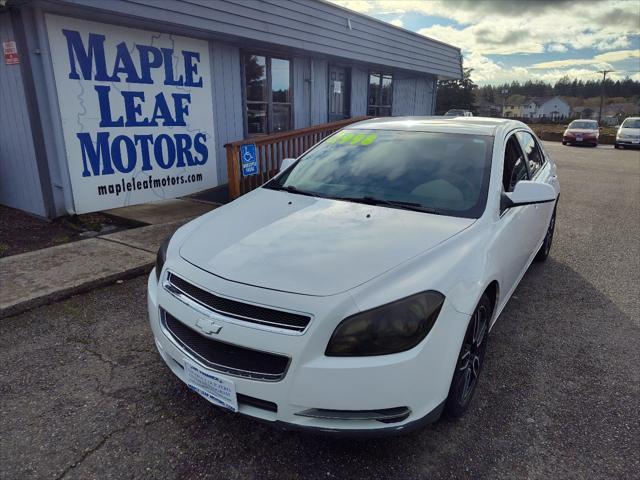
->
left=328, top=66, right=350, bottom=122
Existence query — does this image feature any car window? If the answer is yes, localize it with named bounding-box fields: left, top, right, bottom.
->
left=621, top=118, right=640, bottom=128
left=516, top=131, right=545, bottom=177
left=569, top=121, right=597, bottom=129
left=266, top=129, right=494, bottom=219
left=502, top=135, right=528, bottom=193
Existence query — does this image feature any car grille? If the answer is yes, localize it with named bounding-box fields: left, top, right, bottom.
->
left=160, top=309, right=290, bottom=381
left=165, top=272, right=311, bottom=333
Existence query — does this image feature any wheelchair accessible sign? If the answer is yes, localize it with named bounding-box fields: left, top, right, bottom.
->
left=240, top=144, right=258, bottom=177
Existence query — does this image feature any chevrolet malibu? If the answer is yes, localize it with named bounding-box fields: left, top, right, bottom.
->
left=148, top=117, right=560, bottom=435
left=562, top=119, right=599, bottom=147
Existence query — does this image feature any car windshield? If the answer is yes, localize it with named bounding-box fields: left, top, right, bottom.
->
left=621, top=118, right=640, bottom=128
left=264, top=129, right=494, bottom=219
left=569, top=121, right=597, bottom=129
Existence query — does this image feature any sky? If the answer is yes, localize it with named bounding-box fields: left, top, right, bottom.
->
left=328, top=0, right=640, bottom=85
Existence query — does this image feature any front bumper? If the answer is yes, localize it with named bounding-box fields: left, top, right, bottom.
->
left=616, top=138, right=640, bottom=147
left=147, top=268, right=469, bottom=434
left=563, top=135, right=597, bottom=145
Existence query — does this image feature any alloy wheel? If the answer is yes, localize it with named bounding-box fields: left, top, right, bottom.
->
left=457, top=304, right=489, bottom=404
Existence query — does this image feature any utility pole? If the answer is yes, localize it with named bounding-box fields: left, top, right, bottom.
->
left=597, top=70, right=612, bottom=125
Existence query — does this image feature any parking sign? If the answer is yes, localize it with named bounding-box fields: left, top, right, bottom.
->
left=240, top=144, right=258, bottom=177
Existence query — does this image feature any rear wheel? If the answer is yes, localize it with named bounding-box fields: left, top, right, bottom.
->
left=444, top=293, right=491, bottom=418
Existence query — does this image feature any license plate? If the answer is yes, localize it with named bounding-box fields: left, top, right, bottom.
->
left=632, top=140, right=639, bottom=144
left=183, top=357, right=238, bottom=412
left=576, top=136, right=583, bottom=141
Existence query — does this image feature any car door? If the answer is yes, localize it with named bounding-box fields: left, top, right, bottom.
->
left=516, top=130, right=556, bottom=249
left=491, top=133, right=540, bottom=299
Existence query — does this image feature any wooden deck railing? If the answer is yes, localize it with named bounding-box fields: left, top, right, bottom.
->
left=225, top=116, right=370, bottom=199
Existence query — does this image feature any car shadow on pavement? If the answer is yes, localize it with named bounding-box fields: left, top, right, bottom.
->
left=0, top=256, right=637, bottom=479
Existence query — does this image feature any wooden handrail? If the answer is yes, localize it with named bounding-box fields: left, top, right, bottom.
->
left=225, top=116, right=370, bottom=199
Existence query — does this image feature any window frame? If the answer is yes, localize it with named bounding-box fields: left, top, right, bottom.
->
left=502, top=133, right=530, bottom=191
left=367, top=71, right=393, bottom=117
left=241, top=51, right=294, bottom=137
left=515, top=130, right=546, bottom=179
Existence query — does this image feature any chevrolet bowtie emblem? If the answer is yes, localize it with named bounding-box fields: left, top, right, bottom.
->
left=195, top=318, right=223, bottom=335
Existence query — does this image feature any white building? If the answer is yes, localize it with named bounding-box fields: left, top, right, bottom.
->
left=522, top=96, right=570, bottom=120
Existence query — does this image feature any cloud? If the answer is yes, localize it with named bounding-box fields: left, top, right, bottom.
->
left=390, top=18, right=403, bottom=27
left=547, top=44, right=568, bottom=53
left=331, top=0, right=639, bottom=55
left=530, top=50, right=640, bottom=69
left=464, top=51, right=635, bottom=85
left=329, top=1, right=640, bottom=85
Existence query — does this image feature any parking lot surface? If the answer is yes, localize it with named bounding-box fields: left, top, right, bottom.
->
left=1, top=143, right=639, bottom=479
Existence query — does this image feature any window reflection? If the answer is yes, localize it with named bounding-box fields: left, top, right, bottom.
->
left=368, top=72, right=393, bottom=117
left=243, top=54, right=292, bottom=135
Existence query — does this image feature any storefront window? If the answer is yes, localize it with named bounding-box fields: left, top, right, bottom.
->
left=368, top=72, right=393, bottom=117
left=243, top=54, right=291, bottom=136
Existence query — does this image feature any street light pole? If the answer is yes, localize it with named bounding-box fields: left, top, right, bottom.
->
left=597, top=70, right=612, bottom=125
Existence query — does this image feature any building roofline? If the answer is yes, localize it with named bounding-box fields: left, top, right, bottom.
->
left=315, top=0, right=462, bottom=53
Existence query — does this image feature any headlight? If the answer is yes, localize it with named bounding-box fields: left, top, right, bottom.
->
left=618, top=132, right=627, bottom=138
left=155, top=234, right=173, bottom=282
left=325, top=291, right=445, bottom=356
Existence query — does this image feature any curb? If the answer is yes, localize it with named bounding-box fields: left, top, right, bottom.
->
left=0, top=263, right=153, bottom=320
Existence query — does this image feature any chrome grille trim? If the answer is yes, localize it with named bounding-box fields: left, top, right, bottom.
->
left=163, top=271, right=312, bottom=335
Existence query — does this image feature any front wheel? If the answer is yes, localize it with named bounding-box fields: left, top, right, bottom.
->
left=444, top=293, right=491, bottom=418
left=535, top=205, right=557, bottom=262
left=562, top=141, right=567, bottom=145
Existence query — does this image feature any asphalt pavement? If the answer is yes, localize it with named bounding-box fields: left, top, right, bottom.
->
left=1, top=142, right=639, bottom=480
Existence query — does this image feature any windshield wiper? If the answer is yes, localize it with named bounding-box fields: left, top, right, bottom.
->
left=265, top=184, right=324, bottom=198
left=333, top=195, right=442, bottom=214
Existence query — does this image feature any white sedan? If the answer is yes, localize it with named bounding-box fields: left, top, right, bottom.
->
left=148, top=117, right=560, bottom=435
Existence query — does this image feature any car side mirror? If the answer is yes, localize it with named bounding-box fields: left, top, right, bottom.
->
left=501, top=180, right=556, bottom=209
left=279, top=157, right=296, bottom=172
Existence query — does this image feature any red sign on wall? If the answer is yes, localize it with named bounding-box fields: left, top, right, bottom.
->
left=3, top=40, right=19, bottom=65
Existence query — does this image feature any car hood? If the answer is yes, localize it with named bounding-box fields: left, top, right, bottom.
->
left=618, top=127, right=640, bottom=135
left=179, top=188, right=475, bottom=296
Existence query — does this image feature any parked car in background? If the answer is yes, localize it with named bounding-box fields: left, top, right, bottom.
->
left=444, top=109, right=473, bottom=117
left=562, top=120, right=599, bottom=147
left=148, top=117, right=560, bottom=435
left=615, top=117, right=640, bottom=149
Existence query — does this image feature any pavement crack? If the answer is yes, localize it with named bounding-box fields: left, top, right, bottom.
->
left=54, top=417, right=169, bottom=480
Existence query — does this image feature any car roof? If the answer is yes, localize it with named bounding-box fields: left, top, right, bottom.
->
left=347, top=116, right=525, bottom=136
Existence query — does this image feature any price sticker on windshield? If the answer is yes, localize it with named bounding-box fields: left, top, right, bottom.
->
left=325, top=131, right=377, bottom=146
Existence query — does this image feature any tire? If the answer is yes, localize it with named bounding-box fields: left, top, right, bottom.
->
left=535, top=204, right=557, bottom=262
left=562, top=141, right=567, bottom=145
left=444, top=293, right=492, bottom=419
left=614, top=144, right=619, bottom=149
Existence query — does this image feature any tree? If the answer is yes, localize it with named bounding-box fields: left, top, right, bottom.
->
left=436, top=68, right=477, bottom=114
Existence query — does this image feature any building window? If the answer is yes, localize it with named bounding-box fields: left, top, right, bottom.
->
left=243, top=54, right=291, bottom=136
left=367, top=72, right=393, bottom=117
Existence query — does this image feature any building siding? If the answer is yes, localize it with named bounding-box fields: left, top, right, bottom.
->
left=414, top=76, right=436, bottom=115
left=310, top=58, right=328, bottom=125
left=392, top=75, right=436, bottom=116
left=0, top=13, right=46, bottom=217
left=58, top=0, right=462, bottom=79
left=293, top=56, right=311, bottom=129
left=350, top=67, right=368, bottom=116
left=210, top=41, right=244, bottom=184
